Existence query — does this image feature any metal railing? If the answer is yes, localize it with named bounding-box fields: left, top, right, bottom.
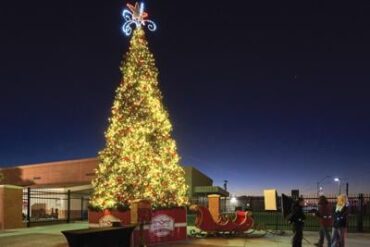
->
left=240, top=194, right=370, bottom=233
left=188, top=193, right=370, bottom=233
left=23, top=188, right=90, bottom=227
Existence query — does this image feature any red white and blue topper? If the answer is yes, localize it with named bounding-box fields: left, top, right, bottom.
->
left=122, top=2, right=157, bottom=36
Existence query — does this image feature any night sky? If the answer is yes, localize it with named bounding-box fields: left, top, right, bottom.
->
left=1, top=1, right=370, bottom=195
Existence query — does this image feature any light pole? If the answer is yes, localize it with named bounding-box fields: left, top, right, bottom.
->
left=334, top=177, right=341, bottom=195
left=316, top=175, right=331, bottom=197
left=223, top=180, right=228, bottom=191
left=334, top=177, right=349, bottom=196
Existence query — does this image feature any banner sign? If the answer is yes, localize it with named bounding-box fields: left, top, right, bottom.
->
left=89, top=207, right=187, bottom=246
left=150, top=214, right=175, bottom=237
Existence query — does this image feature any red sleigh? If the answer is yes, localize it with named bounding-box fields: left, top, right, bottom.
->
left=189, top=205, right=254, bottom=236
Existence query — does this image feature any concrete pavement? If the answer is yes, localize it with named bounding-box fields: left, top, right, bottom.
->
left=161, top=232, right=370, bottom=247
left=0, top=223, right=369, bottom=247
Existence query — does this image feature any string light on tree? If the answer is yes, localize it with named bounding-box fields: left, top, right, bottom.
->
left=90, top=1, right=188, bottom=210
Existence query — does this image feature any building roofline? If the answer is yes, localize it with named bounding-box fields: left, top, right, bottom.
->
left=194, top=186, right=229, bottom=197
left=183, top=166, right=213, bottom=183
left=0, top=157, right=98, bottom=170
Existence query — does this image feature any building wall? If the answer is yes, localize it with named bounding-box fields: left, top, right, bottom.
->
left=183, top=166, right=213, bottom=197
left=0, top=159, right=215, bottom=201
left=182, top=167, right=193, bottom=196
left=0, top=159, right=217, bottom=223
left=0, top=158, right=98, bottom=187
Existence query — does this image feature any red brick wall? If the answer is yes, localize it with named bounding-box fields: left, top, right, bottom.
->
left=0, top=185, right=24, bottom=230
left=0, top=158, right=98, bottom=187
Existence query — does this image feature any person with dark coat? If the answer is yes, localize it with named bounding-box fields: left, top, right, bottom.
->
left=288, top=197, right=306, bottom=247
left=314, top=196, right=332, bottom=247
left=331, top=194, right=348, bottom=247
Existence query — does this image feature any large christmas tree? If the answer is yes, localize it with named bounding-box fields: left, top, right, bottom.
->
left=90, top=3, right=188, bottom=210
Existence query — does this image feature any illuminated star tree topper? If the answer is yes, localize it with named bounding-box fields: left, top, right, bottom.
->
left=122, top=1, right=157, bottom=36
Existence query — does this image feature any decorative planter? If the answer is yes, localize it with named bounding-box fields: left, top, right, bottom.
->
left=88, top=210, right=131, bottom=226
left=88, top=207, right=187, bottom=246
left=147, top=207, right=187, bottom=245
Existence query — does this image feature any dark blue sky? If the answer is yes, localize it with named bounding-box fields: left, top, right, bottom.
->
left=1, top=1, right=370, bottom=195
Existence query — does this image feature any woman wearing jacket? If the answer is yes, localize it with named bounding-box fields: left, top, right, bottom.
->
left=331, top=194, right=348, bottom=247
left=314, top=196, right=332, bottom=247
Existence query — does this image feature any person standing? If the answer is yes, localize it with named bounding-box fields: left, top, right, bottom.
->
left=331, top=194, right=348, bottom=247
left=314, top=196, right=332, bottom=247
left=288, top=197, right=306, bottom=247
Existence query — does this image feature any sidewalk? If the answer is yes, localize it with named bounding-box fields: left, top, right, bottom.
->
left=0, top=222, right=87, bottom=247
left=0, top=223, right=369, bottom=247
left=161, top=232, right=370, bottom=247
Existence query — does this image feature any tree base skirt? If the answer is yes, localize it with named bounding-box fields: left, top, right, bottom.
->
left=88, top=207, right=187, bottom=246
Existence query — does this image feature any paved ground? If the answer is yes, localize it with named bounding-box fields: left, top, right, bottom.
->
left=0, top=223, right=369, bottom=247
left=0, top=223, right=87, bottom=247
left=163, top=232, right=370, bottom=247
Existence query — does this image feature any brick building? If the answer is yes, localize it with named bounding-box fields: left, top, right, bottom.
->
left=0, top=158, right=228, bottom=224
left=0, top=158, right=228, bottom=197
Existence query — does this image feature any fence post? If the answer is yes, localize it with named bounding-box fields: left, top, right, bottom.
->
left=26, top=187, right=31, bottom=227
left=357, top=193, right=364, bottom=232
left=67, top=190, right=71, bottom=223
left=80, top=196, right=84, bottom=220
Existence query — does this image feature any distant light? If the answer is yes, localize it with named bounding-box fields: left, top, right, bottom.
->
left=334, top=177, right=340, bottom=182
left=230, top=196, right=237, bottom=204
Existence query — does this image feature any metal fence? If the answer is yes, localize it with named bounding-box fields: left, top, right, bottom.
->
left=189, top=196, right=229, bottom=212
left=237, top=194, right=370, bottom=233
left=23, top=188, right=90, bottom=227
left=22, top=189, right=370, bottom=232
left=189, top=197, right=209, bottom=208
left=188, top=194, right=370, bottom=233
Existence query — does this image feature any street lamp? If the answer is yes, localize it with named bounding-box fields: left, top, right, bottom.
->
left=334, top=177, right=349, bottom=196
left=230, top=195, right=237, bottom=204
left=316, top=175, right=332, bottom=197
left=334, top=177, right=341, bottom=195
